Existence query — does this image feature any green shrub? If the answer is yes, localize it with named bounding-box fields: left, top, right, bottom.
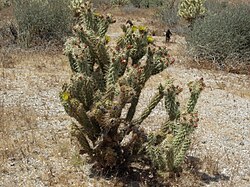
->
left=187, top=3, right=250, bottom=67
left=157, top=0, right=180, bottom=27
left=111, top=0, right=129, bottom=6
left=129, top=0, right=142, bottom=7
left=204, top=0, right=228, bottom=15
left=91, top=0, right=112, bottom=8
left=60, top=1, right=205, bottom=184
left=12, top=0, right=73, bottom=47
left=0, top=0, right=10, bottom=9
left=130, top=0, right=164, bottom=8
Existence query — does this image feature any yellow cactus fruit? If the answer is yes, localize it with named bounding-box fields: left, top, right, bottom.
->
left=147, top=36, right=154, bottom=43
left=105, top=35, right=111, bottom=43
left=131, top=25, right=138, bottom=32
left=139, top=26, right=147, bottom=32
left=61, top=92, right=70, bottom=101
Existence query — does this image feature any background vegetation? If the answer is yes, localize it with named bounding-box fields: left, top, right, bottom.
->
left=12, top=0, right=73, bottom=46
left=187, top=1, right=250, bottom=71
left=0, top=0, right=10, bottom=10
left=156, top=0, right=180, bottom=27
left=1, top=0, right=248, bottom=71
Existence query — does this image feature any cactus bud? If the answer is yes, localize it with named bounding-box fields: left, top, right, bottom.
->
left=147, top=36, right=154, bottom=44
left=105, top=35, right=111, bottom=43
left=137, top=67, right=143, bottom=75
left=61, top=92, right=70, bottom=101
left=127, top=45, right=133, bottom=49
left=133, top=64, right=139, bottom=68
left=139, top=26, right=147, bottom=33
left=132, top=25, right=138, bottom=32
left=170, top=58, right=175, bottom=64
left=121, top=59, right=127, bottom=64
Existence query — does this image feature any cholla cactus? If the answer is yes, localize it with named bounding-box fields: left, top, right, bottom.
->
left=145, top=78, right=205, bottom=176
left=60, top=1, right=205, bottom=180
left=178, top=0, right=206, bottom=22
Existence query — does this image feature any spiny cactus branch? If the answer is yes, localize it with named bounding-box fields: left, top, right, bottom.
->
left=187, top=78, right=205, bottom=113
left=132, top=84, right=165, bottom=125
left=164, top=84, right=182, bottom=121
left=71, top=122, right=93, bottom=155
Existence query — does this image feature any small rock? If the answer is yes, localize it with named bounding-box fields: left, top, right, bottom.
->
left=239, top=142, right=244, bottom=146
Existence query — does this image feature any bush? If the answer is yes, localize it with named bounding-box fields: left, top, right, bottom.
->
left=91, top=0, right=112, bottom=8
left=204, top=0, right=228, bottom=15
left=12, top=0, right=73, bottom=47
left=130, top=0, right=164, bottom=8
left=187, top=3, right=250, bottom=67
left=0, top=0, right=10, bottom=9
left=111, top=0, right=129, bottom=6
left=129, top=0, right=142, bottom=7
left=60, top=1, right=205, bottom=184
left=157, top=0, right=180, bottom=27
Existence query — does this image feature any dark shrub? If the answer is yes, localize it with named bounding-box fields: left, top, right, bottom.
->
left=187, top=3, right=250, bottom=68
left=12, top=0, right=72, bottom=47
left=130, top=0, right=164, bottom=8
left=156, top=0, right=180, bottom=27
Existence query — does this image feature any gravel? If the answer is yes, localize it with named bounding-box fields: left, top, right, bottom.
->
left=1, top=48, right=250, bottom=186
